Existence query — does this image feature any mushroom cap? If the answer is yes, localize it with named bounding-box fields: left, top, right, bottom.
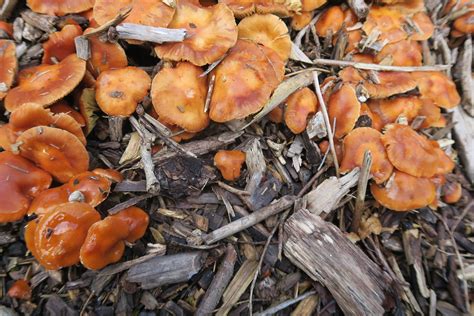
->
left=360, top=103, right=384, bottom=131
left=362, top=7, right=406, bottom=44
left=367, top=96, right=422, bottom=126
left=370, top=170, right=436, bottom=211
left=453, top=11, right=474, bottom=34
left=80, top=206, right=148, bottom=269
left=318, top=138, right=343, bottom=164
left=381, top=124, right=455, bottom=178
left=209, top=39, right=285, bottom=122
left=220, top=0, right=257, bottom=18
left=238, top=14, right=291, bottom=61
left=214, top=150, right=246, bottom=181
left=85, top=28, right=128, bottom=77
left=7, top=280, right=32, bottom=300
left=42, top=25, right=83, bottom=64
left=345, top=31, right=363, bottom=54
left=340, top=127, right=394, bottom=184
left=25, top=202, right=100, bottom=270
left=220, top=0, right=293, bottom=18
left=27, top=187, right=68, bottom=217
left=301, top=0, right=326, bottom=13
left=96, top=67, right=151, bottom=117
left=154, top=2, right=238, bottom=66
left=375, top=40, right=422, bottom=66
left=0, top=152, right=52, bottom=223
left=284, top=87, right=319, bottom=134
left=0, top=22, right=13, bottom=38
left=418, top=98, right=444, bottom=129
left=409, top=12, right=434, bottom=41
left=50, top=100, right=86, bottom=127
left=0, top=124, right=16, bottom=150
left=378, top=0, right=425, bottom=14
left=0, top=40, right=18, bottom=101
left=442, top=181, right=462, bottom=204
left=27, top=0, right=94, bottom=15
left=412, top=72, right=461, bottom=109
left=291, top=11, right=313, bottom=31
left=5, top=54, right=86, bottom=112
left=92, top=168, right=124, bottom=183
left=93, top=0, right=175, bottom=28
left=268, top=104, right=284, bottom=123
left=16, top=126, right=89, bottom=183
left=151, top=62, right=209, bottom=132
left=316, top=6, right=344, bottom=37
left=328, top=83, right=361, bottom=139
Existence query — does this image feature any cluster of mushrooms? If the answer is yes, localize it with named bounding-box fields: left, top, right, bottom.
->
left=0, top=0, right=470, bottom=274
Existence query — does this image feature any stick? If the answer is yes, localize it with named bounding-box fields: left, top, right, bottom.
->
left=115, top=23, right=186, bottom=43
left=254, top=291, right=317, bottom=316
left=312, top=71, right=340, bottom=176
left=108, top=116, right=124, bottom=142
left=83, top=6, right=132, bottom=38
left=200, top=195, right=296, bottom=245
left=351, top=150, right=372, bottom=232
left=311, top=58, right=451, bottom=72
left=195, top=245, right=237, bottom=316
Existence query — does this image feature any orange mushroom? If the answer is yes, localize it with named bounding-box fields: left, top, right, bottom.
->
left=268, top=105, right=284, bottom=123
left=80, top=206, right=149, bottom=270
left=16, top=126, right=89, bottom=183
left=367, top=96, right=422, bottom=126
left=284, top=87, right=318, bottom=134
left=42, top=24, right=83, bottom=64
left=318, top=139, right=343, bottom=164
left=96, top=67, right=151, bottom=117
left=375, top=40, right=422, bottom=67
left=340, top=127, right=393, bottom=184
left=0, top=152, right=52, bottom=223
left=154, top=1, right=238, bottom=66
left=5, top=54, right=86, bottom=112
left=92, top=168, right=124, bottom=183
left=50, top=100, right=86, bottom=127
left=0, top=40, right=17, bottom=101
left=371, top=170, right=436, bottom=211
left=25, top=202, right=100, bottom=270
left=214, top=150, right=246, bottom=181
left=362, top=7, right=406, bottom=44
left=412, top=72, right=461, bottom=109
left=442, top=181, right=462, bottom=204
left=209, top=39, right=285, bottom=122
left=381, top=124, right=455, bottom=178
left=7, top=280, right=32, bottom=300
left=417, top=98, right=446, bottom=129
left=238, top=14, right=291, bottom=61
left=327, top=83, right=361, bottom=139
left=360, top=103, right=384, bottom=131
left=221, top=0, right=294, bottom=18
left=301, top=0, right=326, bottom=11
left=151, top=62, right=209, bottom=133
left=408, top=12, right=434, bottom=41
left=291, top=11, right=313, bottom=31
left=27, top=0, right=94, bottom=15
left=351, top=53, right=374, bottom=64
left=378, top=0, right=425, bottom=14
left=316, top=6, right=344, bottom=38
left=453, top=10, right=474, bottom=34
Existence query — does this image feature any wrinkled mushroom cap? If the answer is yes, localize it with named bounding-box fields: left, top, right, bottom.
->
left=0, top=40, right=18, bottom=101
left=412, top=72, right=461, bottom=109
left=238, top=14, right=291, bottom=61
left=5, top=54, right=86, bottom=112
left=214, top=150, right=246, bottom=181
left=154, top=2, right=237, bottom=66
left=16, top=126, right=89, bottom=183
left=316, top=6, right=344, bottom=37
left=7, top=280, right=32, bottom=300
left=284, top=87, right=318, bottom=134
left=93, top=0, right=175, bottom=28
left=367, top=96, right=422, bottom=126
left=370, top=170, right=436, bottom=211
left=151, top=63, right=209, bottom=132
left=340, top=127, right=393, bottom=184
left=209, top=39, right=285, bottom=122
left=375, top=40, right=422, bottom=66
left=381, top=124, right=455, bottom=178
left=42, top=25, right=83, bottom=64
left=328, top=83, right=361, bottom=139
left=27, top=0, right=95, bottom=15
left=96, top=67, right=151, bottom=117
left=25, top=202, right=100, bottom=270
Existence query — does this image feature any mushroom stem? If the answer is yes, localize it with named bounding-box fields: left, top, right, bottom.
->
left=108, top=116, right=124, bottom=142
left=115, top=23, right=187, bottom=44
left=351, top=150, right=372, bottom=233
left=129, top=116, right=160, bottom=194
left=312, top=71, right=340, bottom=177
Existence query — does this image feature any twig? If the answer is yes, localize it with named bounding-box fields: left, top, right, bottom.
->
left=312, top=71, right=340, bottom=177
left=254, top=291, right=317, bottom=316
left=451, top=200, right=474, bottom=233
left=311, top=58, right=451, bottom=72
left=107, top=193, right=154, bottom=215
left=352, top=150, right=372, bottom=232
left=204, top=74, right=215, bottom=113
left=115, top=23, right=186, bottom=43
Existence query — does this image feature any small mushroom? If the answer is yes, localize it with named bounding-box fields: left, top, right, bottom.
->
left=80, top=206, right=149, bottom=270
left=154, top=1, right=238, bottom=66
left=209, top=39, right=285, bottom=122
left=268, top=104, right=284, bottom=123
left=5, top=54, right=86, bottom=112
left=367, top=96, right=422, bottom=126
left=42, top=25, right=83, bottom=64
left=340, top=127, right=394, bottom=184
left=151, top=62, right=209, bottom=133
left=412, top=71, right=461, bottom=109
left=316, top=6, right=344, bottom=38
left=24, top=202, right=101, bottom=270
left=417, top=98, right=446, bottom=128
left=7, top=280, right=32, bottom=300
left=374, top=40, right=422, bottom=66
left=291, top=11, right=313, bottom=31
left=96, top=67, right=151, bottom=117
left=381, top=124, right=455, bottom=178
left=27, top=0, right=95, bottom=15
left=327, top=83, right=361, bottom=139
left=370, top=170, right=436, bottom=211
left=16, top=126, right=89, bottom=183
left=284, top=87, right=319, bottom=134
left=0, top=40, right=17, bottom=101
left=362, top=7, right=406, bottom=44
left=409, top=12, right=434, bottom=41
left=442, top=181, right=462, bottom=204
left=238, top=14, right=291, bottom=61
left=49, top=100, right=86, bottom=127
left=214, top=150, right=246, bottom=181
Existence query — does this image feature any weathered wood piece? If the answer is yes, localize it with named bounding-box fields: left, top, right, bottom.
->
left=127, top=252, right=206, bottom=289
left=451, top=107, right=474, bottom=183
left=74, top=36, right=90, bottom=60
left=284, top=209, right=393, bottom=316
left=115, top=23, right=186, bottom=43
left=20, top=10, right=57, bottom=33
